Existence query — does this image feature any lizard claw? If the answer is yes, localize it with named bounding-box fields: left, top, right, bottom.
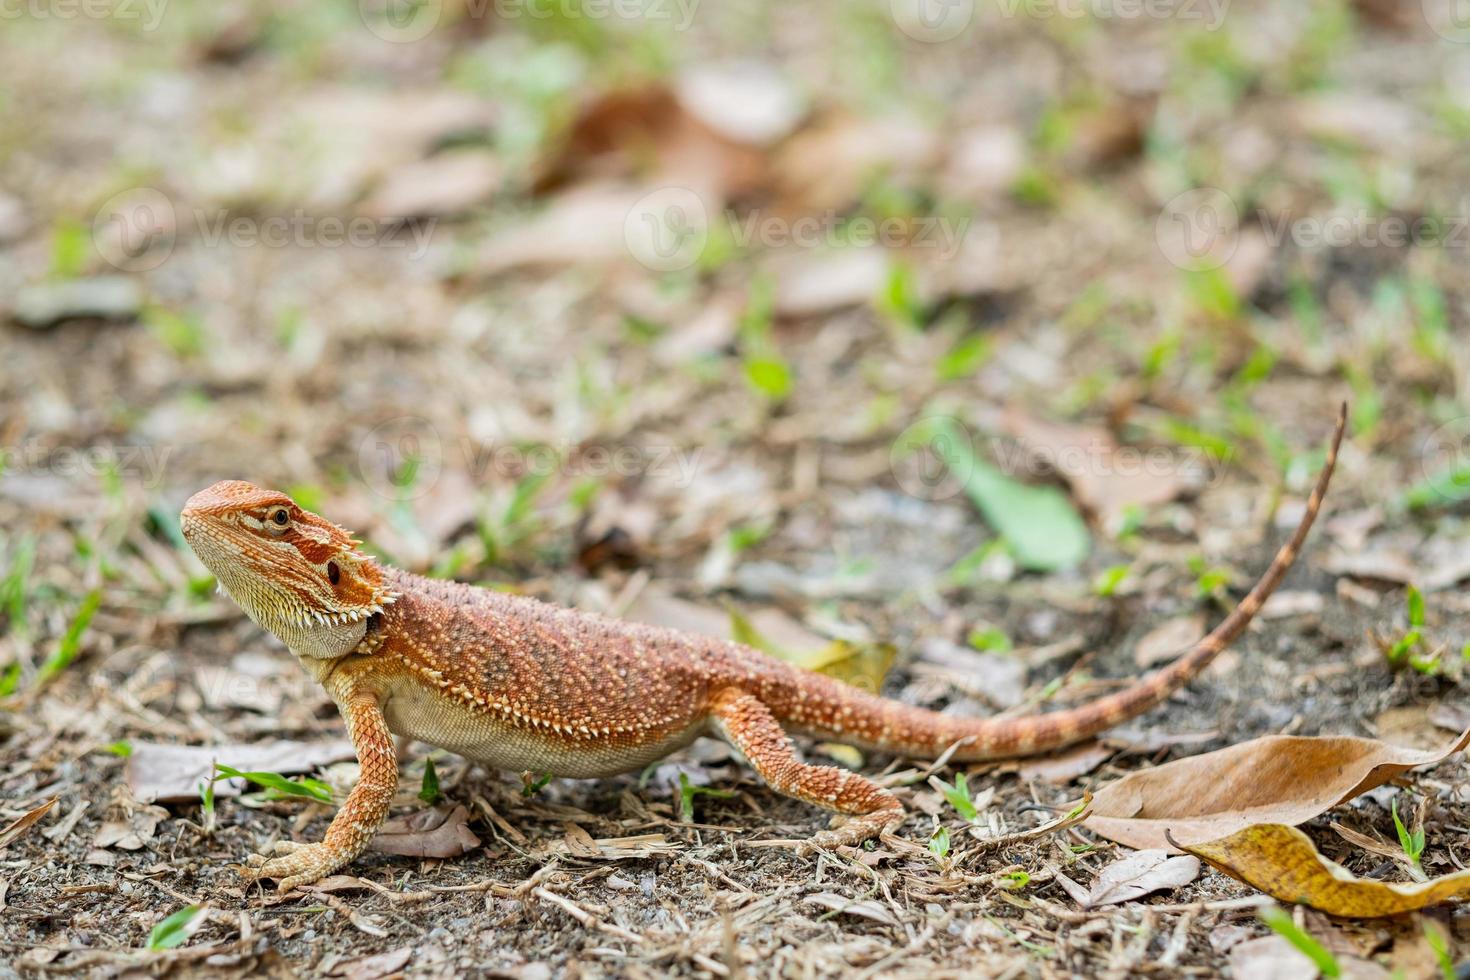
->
left=242, top=840, right=344, bottom=891
left=246, top=839, right=310, bottom=866
left=751, top=813, right=901, bottom=854
left=244, top=839, right=309, bottom=872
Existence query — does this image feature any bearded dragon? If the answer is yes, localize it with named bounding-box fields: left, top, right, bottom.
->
left=180, top=407, right=1343, bottom=889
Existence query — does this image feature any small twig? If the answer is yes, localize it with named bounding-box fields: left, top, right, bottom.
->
left=532, top=887, right=643, bottom=944
left=1158, top=910, right=1195, bottom=968
left=877, top=737, right=977, bottom=788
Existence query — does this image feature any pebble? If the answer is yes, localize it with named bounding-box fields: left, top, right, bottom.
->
left=12, top=276, right=143, bottom=328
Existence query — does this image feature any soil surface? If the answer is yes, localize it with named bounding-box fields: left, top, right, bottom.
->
left=4, top=2, right=1470, bottom=976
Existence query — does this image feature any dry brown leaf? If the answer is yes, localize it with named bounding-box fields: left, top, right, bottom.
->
left=1007, top=741, right=1113, bottom=785
left=93, top=804, right=168, bottom=850
left=1085, top=725, right=1470, bottom=851
left=1329, top=821, right=1418, bottom=870
left=771, top=112, right=940, bottom=213
left=0, top=798, right=57, bottom=850
left=41, top=799, right=89, bottom=844
left=1133, top=615, right=1206, bottom=669
left=535, top=85, right=764, bottom=201
left=369, top=804, right=480, bottom=859
left=305, top=875, right=375, bottom=894
left=1060, top=98, right=1152, bottom=169
left=561, top=822, right=602, bottom=859
left=325, top=946, right=414, bottom=980
left=127, top=739, right=356, bottom=804
left=1085, top=850, right=1200, bottom=908
left=804, top=892, right=900, bottom=927
left=1228, top=935, right=1325, bottom=980
left=1182, top=823, right=1470, bottom=917
left=358, top=150, right=502, bottom=219
left=999, top=409, right=1188, bottom=531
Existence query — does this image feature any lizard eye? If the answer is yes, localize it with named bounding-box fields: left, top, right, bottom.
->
left=267, top=507, right=291, bottom=529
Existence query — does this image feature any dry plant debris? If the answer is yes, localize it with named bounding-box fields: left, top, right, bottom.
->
left=4, top=0, right=1470, bottom=975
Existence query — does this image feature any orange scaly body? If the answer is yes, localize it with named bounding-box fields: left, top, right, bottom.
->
left=180, top=407, right=1344, bottom=888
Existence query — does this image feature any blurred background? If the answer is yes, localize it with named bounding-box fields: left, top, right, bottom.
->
left=7, top=0, right=1470, bottom=970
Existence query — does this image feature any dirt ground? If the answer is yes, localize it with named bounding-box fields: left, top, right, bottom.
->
left=6, top=1, right=1470, bottom=976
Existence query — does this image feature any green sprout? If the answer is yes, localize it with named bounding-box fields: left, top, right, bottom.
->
left=935, top=772, right=979, bottom=822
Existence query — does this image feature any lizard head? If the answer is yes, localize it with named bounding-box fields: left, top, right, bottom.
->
left=181, top=480, right=395, bottom=658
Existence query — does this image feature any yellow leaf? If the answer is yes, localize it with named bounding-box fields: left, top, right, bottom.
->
left=725, top=603, right=895, bottom=695
left=1181, top=823, right=1470, bottom=918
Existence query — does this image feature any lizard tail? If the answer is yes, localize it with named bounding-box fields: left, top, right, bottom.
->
left=775, top=403, right=1346, bottom=762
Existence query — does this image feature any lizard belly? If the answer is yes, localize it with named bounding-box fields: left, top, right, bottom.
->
left=380, top=680, right=704, bottom=778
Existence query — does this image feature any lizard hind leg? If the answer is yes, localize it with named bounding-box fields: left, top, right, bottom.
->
left=710, top=690, right=904, bottom=850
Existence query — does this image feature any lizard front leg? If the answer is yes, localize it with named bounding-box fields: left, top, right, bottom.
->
left=710, top=690, right=904, bottom=849
left=247, top=686, right=396, bottom=890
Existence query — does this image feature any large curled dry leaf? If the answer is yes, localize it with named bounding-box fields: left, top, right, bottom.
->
left=1085, top=725, right=1470, bottom=851
left=370, top=804, right=480, bottom=859
left=1182, top=824, right=1470, bottom=917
